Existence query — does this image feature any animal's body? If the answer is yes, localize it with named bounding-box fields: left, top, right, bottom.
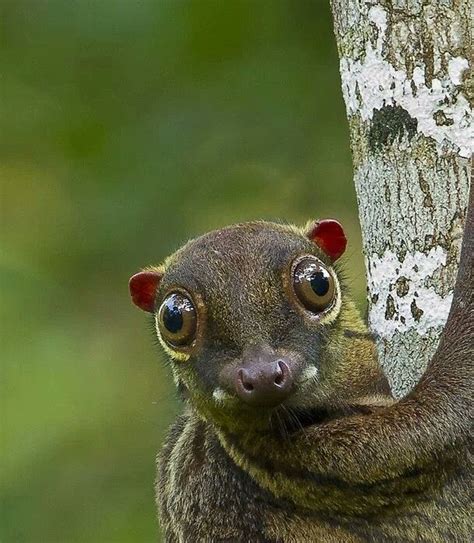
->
left=159, top=411, right=471, bottom=542
left=129, top=199, right=473, bottom=542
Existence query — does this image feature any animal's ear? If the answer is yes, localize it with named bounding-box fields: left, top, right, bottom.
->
left=306, top=219, right=347, bottom=261
left=129, top=270, right=163, bottom=312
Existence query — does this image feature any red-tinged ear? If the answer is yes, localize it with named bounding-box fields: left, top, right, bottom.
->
left=306, top=219, right=347, bottom=261
left=129, top=271, right=162, bottom=312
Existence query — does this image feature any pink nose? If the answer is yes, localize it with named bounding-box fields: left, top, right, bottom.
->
left=234, top=359, right=293, bottom=406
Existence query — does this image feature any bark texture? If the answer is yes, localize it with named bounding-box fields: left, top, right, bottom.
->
left=330, top=0, right=472, bottom=397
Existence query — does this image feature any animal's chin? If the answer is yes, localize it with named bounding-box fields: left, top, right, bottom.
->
left=195, top=384, right=335, bottom=435
left=267, top=405, right=333, bottom=436
left=207, top=399, right=334, bottom=437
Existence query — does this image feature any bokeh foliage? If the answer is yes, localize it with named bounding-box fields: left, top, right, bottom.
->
left=1, top=1, right=364, bottom=541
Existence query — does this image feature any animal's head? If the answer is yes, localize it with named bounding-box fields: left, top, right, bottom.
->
left=129, top=220, right=389, bottom=434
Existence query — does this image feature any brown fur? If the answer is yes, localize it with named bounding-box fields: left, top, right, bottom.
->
left=143, top=194, right=473, bottom=541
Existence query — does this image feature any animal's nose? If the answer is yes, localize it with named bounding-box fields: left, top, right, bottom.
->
left=234, top=358, right=293, bottom=406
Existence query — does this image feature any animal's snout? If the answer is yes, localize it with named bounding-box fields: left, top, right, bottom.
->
left=234, top=357, right=293, bottom=407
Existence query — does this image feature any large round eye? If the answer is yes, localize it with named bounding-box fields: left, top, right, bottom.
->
left=157, top=292, right=197, bottom=347
left=292, top=257, right=335, bottom=313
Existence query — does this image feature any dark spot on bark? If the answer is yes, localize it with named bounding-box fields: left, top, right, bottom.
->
left=385, top=294, right=397, bottom=320
left=410, top=299, right=424, bottom=322
left=417, top=171, right=433, bottom=208
left=436, top=231, right=450, bottom=251
left=433, top=110, right=454, bottom=126
left=398, top=242, right=407, bottom=263
left=424, top=234, right=435, bottom=250
left=424, top=194, right=433, bottom=208
left=400, top=316, right=406, bottom=324
left=413, top=264, right=419, bottom=273
left=369, top=105, right=418, bottom=152
left=448, top=211, right=464, bottom=247
left=422, top=37, right=434, bottom=87
left=403, top=50, right=414, bottom=78
left=355, top=82, right=362, bottom=105
left=371, top=293, right=379, bottom=304
left=384, top=183, right=391, bottom=203
left=395, top=276, right=410, bottom=297
left=396, top=181, right=402, bottom=207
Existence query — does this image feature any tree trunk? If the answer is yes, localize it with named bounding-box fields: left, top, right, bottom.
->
left=329, top=0, right=471, bottom=397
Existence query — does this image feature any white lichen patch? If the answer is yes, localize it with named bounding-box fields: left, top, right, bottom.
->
left=339, top=5, right=472, bottom=157
left=367, top=247, right=453, bottom=339
left=448, top=56, right=469, bottom=85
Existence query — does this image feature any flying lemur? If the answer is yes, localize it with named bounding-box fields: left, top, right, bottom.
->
left=129, top=193, right=473, bottom=542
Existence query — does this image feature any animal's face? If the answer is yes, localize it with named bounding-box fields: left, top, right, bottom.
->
left=129, top=220, right=376, bottom=432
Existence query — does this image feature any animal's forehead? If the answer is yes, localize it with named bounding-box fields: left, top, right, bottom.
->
left=160, top=222, right=317, bottom=292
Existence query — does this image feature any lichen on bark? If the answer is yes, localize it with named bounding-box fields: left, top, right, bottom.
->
left=330, top=0, right=471, bottom=397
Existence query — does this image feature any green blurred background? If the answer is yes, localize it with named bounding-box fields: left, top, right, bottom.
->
left=1, top=1, right=365, bottom=541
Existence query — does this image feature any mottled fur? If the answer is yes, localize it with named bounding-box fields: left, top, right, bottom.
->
left=146, top=199, right=473, bottom=541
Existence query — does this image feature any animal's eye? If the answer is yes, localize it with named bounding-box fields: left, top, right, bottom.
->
left=292, top=257, right=335, bottom=313
left=158, top=292, right=197, bottom=347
